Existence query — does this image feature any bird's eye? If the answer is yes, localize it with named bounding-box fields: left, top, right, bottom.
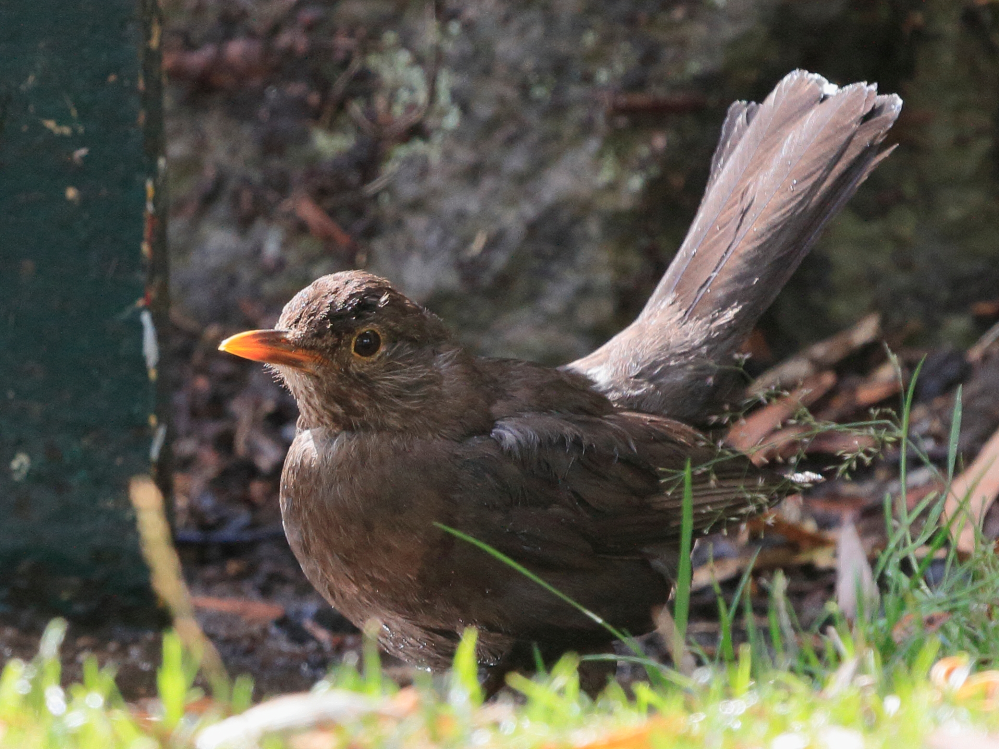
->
left=352, top=329, right=382, bottom=357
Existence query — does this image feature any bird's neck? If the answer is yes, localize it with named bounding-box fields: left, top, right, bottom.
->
left=287, top=349, right=495, bottom=439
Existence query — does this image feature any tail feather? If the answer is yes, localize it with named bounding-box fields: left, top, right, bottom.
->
left=568, top=70, right=901, bottom=423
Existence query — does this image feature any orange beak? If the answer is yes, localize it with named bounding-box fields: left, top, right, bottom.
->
left=218, top=330, right=322, bottom=369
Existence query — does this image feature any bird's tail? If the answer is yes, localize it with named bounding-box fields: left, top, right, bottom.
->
left=568, top=70, right=902, bottom=423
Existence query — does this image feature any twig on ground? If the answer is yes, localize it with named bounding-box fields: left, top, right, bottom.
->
left=291, top=193, right=358, bottom=251
left=190, top=596, right=286, bottom=624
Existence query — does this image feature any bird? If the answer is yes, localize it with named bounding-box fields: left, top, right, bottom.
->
left=219, top=70, right=901, bottom=681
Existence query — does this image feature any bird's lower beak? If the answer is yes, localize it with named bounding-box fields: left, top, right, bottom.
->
left=218, top=330, right=322, bottom=369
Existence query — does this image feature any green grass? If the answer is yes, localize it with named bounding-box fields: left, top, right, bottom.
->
left=4, top=619, right=999, bottom=748
left=4, top=377, right=999, bottom=747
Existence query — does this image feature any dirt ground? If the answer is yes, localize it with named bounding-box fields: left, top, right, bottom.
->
left=5, top=0, right=999, bottom=701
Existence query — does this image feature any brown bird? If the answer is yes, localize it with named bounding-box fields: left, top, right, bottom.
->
left=220, top=71, right=901, bottom=679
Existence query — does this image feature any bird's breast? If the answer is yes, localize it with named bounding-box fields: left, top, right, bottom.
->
left=278, top=428, right=454, bottom=624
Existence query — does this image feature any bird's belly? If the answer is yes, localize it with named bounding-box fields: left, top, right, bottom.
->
left=276, top=427, right=670, bottom=669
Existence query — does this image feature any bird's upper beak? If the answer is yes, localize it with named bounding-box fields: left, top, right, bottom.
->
left=218, top=330, right=322, bottom=369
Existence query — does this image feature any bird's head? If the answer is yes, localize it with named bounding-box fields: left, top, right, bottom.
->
left=220, top=271, right=484, bottom=435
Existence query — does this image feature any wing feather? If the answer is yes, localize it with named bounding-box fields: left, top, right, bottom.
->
left=479, top=410, right=790, bottom=555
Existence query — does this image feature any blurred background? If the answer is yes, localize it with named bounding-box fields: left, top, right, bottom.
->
left=2, top=0, right=999, bottom=698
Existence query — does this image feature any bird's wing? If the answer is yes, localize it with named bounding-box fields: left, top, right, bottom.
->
left=462, top=409, right=790, bottom=559
left=568, top=71, right=901, bottom=423
left=428, top=409, right=791, bottom=640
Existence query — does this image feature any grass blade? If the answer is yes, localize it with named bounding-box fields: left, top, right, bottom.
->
left=947, top=385, right=963, bottom=484
left=436, top=523, right=670, bottom=687
left=673, top=461, right=695, bottom=649
left=436, top=524, right=630, bottom=641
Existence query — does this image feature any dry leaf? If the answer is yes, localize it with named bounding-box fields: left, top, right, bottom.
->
left=835, top=519, right=878, bottom=621
left=891, top=612, right=951, bottom=644
left=957, top=671, right=999, bottom=704
left=749, top=314, right=880, bottom=396
left=930, top=655, right=973, bottom=691
left=817, top=361, right=901, bottom=421
left=746, top=515, right=833, bottom=550
left=196, top=689, right=412, bottom=749
left=653, top=606, right=695, bottom=676
left=944, top=425, right=999, bottom=553
left=727, top=371, right=837, bottom=454
left=571, top=717, right=682, bottom=749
